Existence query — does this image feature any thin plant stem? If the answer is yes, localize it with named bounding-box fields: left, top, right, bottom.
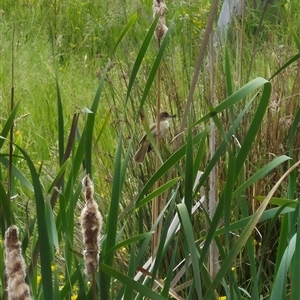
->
left=178, top=0, right=220, bottom=142
left=208, top=33, right=219, bottom=278
left=153, top=37, right=162, bottom=257
left=8, top=25, right=15, bottom=204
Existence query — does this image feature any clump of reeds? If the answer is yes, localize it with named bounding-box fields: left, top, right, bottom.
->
left=153, top=0, right=168, bottom=42
left=4, top=225, right=32, bottom=300
left=81, top=174, right=103, bottom=276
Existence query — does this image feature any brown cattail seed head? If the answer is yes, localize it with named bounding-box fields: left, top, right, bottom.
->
left=153, top=0, right=168, bottom=41
left=4, top=225, right=32, bottom=300
left=81, top=174, right=103, bottom=276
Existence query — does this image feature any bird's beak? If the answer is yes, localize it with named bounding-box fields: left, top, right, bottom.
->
left=169, top=114, right=176, bottom=118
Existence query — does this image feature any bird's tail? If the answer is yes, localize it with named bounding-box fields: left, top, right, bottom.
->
left=134, top=143, right=149, bottom=164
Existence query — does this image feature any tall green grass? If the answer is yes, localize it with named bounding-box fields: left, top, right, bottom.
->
left=1, top=0, right=300, bottom=299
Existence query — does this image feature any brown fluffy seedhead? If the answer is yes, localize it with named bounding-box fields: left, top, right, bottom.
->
left=153, top=0, right=168, bottom=41
left=4, top=225, right=33, bottom=300
left=81, top=174, right=103, bottom=276
left=153, top=0, right=167, bottom=18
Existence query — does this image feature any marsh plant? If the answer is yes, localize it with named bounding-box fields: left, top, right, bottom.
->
left=81, top=174, right=102, bottom=277
left=1, top=0, right=300, bottom=299
left=4, top=226, right=32, bottom=300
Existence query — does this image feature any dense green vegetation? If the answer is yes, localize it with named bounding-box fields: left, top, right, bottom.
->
left=1, top=0, right=300, bottom=299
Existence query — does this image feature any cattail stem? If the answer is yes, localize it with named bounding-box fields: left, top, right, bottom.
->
left=152, top=0, right=168, bottom=257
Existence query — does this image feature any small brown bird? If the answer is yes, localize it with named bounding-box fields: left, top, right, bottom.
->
left=134, top=111, right=176, bottom=164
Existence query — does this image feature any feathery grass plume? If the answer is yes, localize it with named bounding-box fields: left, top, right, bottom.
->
left=81, top=174, right=103, bottom=276
left=4, top=225, right=32, bottom=300
left=153, top=0, right=168, bottom=41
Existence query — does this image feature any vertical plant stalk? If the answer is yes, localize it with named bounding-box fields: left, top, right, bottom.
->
left=8, top=25, right=15, bottom=203
left=178, top=0, right=220, bottom=142
left=152, top=0, right=168, bottom=256
left=50, top=113, right=79, bottom=208
left=238, top=0, right=245, bottom=87
left=208, top=35, right=219, bottom=278
left=4, top=225, right=33, bottom=300
left=81, top=174, right=103, bottom=297
left=153, top=65, right=161, bottom=256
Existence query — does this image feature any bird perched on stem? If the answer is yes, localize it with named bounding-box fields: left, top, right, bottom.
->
left=134, top=111, right=176, bottom=164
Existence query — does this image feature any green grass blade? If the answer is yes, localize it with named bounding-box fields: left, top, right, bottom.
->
left=161, top=241, right=178, bottom=298
left=292, top=29, right=300, bottom=51
left=0, top=181, right=14, bottom=227
left=84, top=63, right=108, bottom=176
left=223, top=153, right=236, bottom=251
left=269, top=52, right=300, bottom=80
left=203, top=160, right=300, bottom=300
left=233, top=155, right=291, bottom=196
left=125, top=16, right=159, bottom=106
left=150, top=192, right=177, bottom=283
left=134, top=189, right=180, bottom=299
left=251, top=203, right=291, bottom=299
left=139, top=22, right=174, bottom=111
left=234, top=81, right=271, bottom=176
left=224, top=46, right=235, bottom=129
left=288, top=106, right=300, bottom=197
left=215, top=204, right=295, bottom=237
left=120, top=137, right=133, bottom=196
left=123, top=246, right=136, bottom=300
left=193, top=77, right=269, bottom=126
left=45, top=197, right=59, bottom=249
left=104, top=232, right=152, bottom=257
left=59, top=262, right=83, bottom=299
left=253, top=196, right=297, bottom=208
left=99, top=263, right=168, bottom=300
left=135, top=177, right=180, bottom=209
left=291, top=204, right=300, bottom=300
left=101, top=128, right=124, bottom=297
left=270, top=233, right=296, bottom=300
left=135, top=195, right=175, bottom=267
left=224, top=47, right=233, bottom=97
left=177, top=203, right=202, bottom=299
left=112, top=12, right=138, bottom=55
left=193, top=97, right=255, bottom=196
left=47, top=158, right=70, bottom=193
left=0, top=156, right=33, bottom=191
left=192, top=83, right=271, bottom=283
left=184, top=124, right=193, bottom=215
left=95, top=109, right=111, bottom=146
left=0, top=102, right=20, bottom=149
left=55, top=77, right=64, bottom=165
left=15, top=145, right=53, bottom=300
left=291, top=202, right=300, bottom=300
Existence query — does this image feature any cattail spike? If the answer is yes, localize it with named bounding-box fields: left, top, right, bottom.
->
left=4, top=225, right=33, bottom=300
left=81, top=174, right=103, bottom=276
left=153, top=0, right=168, bottom=41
